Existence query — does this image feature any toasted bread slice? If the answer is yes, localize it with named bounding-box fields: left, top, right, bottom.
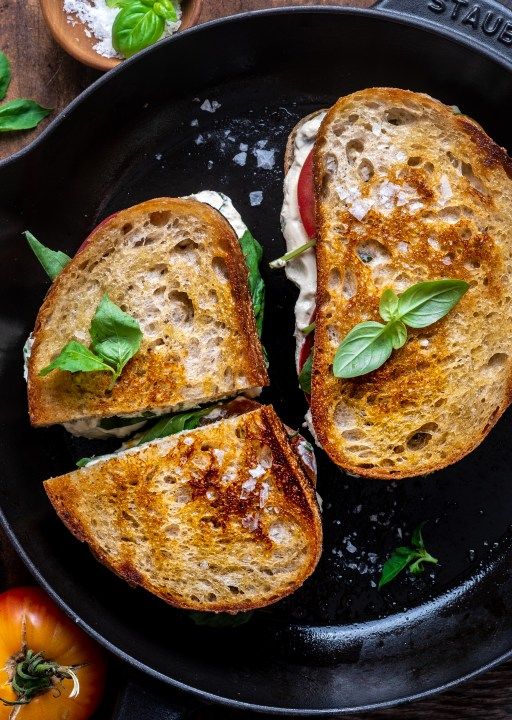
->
left=44, top=405, right=322, bottom=612
left=28, top=198, right=268, bottom=428
left=311, top=88, right=512, bottom=479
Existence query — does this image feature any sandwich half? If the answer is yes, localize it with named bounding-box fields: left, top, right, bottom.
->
left=44, top=402, right=322, bottom=612
left=281, top=88, right=512, bottom=479
left=27, top=193, right=268, bottom=438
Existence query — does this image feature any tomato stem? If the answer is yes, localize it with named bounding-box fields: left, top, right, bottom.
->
left=0, top=649, right=81, bottom=707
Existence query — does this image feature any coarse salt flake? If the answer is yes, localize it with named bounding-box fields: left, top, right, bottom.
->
left=200, top=99, right=221, bottom=113
left=249, top=191, right=263, bottom=206
left=253, top=148, right=275, bottom=170
left=233, top=151, right=247, bottom=166
left=249, top=465, right=266, bottom=479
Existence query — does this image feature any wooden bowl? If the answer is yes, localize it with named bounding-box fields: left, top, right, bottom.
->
left=39, top=0, right=203, bottom=72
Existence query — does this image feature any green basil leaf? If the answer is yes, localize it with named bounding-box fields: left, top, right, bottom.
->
left=298, top=351, right=313, bottom=394
left=239, top=229, right=265, bottom=337
left=105, top=0, right=132, bottom=6
left=0, top=52, right=11, bottom=101
left=99, top=411, right=155, bottom=430
left=39, top=341, right=113, bottom=377
left=389, top=320, right=408, bottom=350
left=409, top=550, right=438, bottom=575
left=90, top=294, right=143, bottom=379
left=112, top=2, right=165, bottom=58
left=0, top=99, right=51, bottom=132
left=153, top=0, right=177, bottom=21
left=378, top=550, right=415, bottom=588
left=333, top=321, right=394, bottom=379
left=24, top=231, right=71, bottom=281
left=188, top=611, right=254, bottom=627
left=379, top=288, right=399, bottom=322
left=411, top=522, right=425, bottom=550
left=397, top=279, right=469, bottom=329
left=137, top=406, right=214, bottom=445
left=76, top=457, right=94, bottom=468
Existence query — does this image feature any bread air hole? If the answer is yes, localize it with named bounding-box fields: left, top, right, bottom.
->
left=406, top=424, right=438, bottom=451
left=212, top=257, right=229, bottom=282
left=149, top=211, right=171, bottom=227
left=358, top=158, right=374, bottom=182
left=487, top=352, right=508, bottom=368
left=346, top=139, right=364, bottom=164
left=356, top=240, right=390, bottom=266
left=385, top=107, right=417, bottom=125
left=342, top=269, right=357, bottom=299
left=168, top=291, right=194, bottom=325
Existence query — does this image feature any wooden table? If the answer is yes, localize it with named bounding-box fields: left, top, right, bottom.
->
left=2, top=0, right=512, bottom=717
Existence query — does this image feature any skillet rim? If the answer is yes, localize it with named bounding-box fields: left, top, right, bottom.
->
left=2, top=5, right=512, bottom=714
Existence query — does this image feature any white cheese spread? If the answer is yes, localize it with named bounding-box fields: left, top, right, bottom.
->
left=280, top=110, right=326, bottom=365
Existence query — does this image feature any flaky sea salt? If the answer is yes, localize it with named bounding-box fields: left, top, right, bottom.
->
left=63, top=0, right=182, bottom=59
left=253, top=147, right=275, bottom=170
left=200, top=99, right=221, bottom=113
left=249, top=191, right=263, bottom=206
left=233, top=151, right=247, bottom=166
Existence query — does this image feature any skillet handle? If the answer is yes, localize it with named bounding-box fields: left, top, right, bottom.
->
left=373, top=0, right=512, bottom=69
left=112, top=679, right=196, bottom=719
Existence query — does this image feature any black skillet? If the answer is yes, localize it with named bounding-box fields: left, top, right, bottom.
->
left=2, top=1, right=512, bottom=716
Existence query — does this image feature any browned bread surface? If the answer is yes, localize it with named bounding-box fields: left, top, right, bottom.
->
left=311, top=87, right=512, bottom=479
left=28, top=198, right=268, bottom=426
left=44, top=405, right=322, bottom=612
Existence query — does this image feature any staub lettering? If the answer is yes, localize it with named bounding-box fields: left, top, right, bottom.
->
left=426, top=0, right=512, bottom=47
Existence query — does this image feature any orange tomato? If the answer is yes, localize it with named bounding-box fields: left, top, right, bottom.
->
left=0, top=587, right=106, bottom=720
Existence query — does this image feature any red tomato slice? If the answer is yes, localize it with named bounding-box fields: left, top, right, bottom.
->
left=297, top=149, right=316, bottom=238
left=298, top=330, right=314, bottom=374
left=0, top=586, right=106, bottom=720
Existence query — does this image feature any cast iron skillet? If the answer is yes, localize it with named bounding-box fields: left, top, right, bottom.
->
left=2, top=1, right=512, bottom=716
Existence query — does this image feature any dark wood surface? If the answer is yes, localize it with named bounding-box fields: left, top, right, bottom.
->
left=2, top=0, right=512, bottom=717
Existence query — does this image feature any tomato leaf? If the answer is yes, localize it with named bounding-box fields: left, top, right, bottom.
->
left=39, top=341, right=114, bottom=377
left=90, top=294, right=143, bottom=379
left=24, top=231, right=71, bottom=281
left=298, top=350, right=313, bottom=393
left=333, top=321, right=394, bottom=379
left=0, top=99, right=51, bottom=132
left=397, top=279, right=469, bottom=329
left=188, top=611, right=254, bottom=627
left=239, top=229, right=265, bottom=337
left=112, top=2, right=165, bottom=57
left=0, top=52, right=11, bottom=101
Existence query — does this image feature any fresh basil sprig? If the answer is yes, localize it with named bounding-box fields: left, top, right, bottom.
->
left=0, top=52, right=51, bottom=132
left=0, top=98, right=51, bottom=133
left=379, top=524, right=438, bottom=588
left=239, top=229, right=265, bottom=337
left=40, top=294, right=142, bottom=384
left=137, top=405, right=214, bottom=445
left=24, top=231, right=71, bottom=281
left=0, top=52, right=11, bottom=101
left=298, top=351, right=313, bottom=394
left=333, top=279, right=469, bottom=379
left=188, top=611, right=254, bottom=628
left=111, top=0, right=177, bottom=58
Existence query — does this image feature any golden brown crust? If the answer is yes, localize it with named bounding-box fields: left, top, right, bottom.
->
left=44, top=405, right=322, bottom=612
left=310, top=87, right=512, bottom=479
left=28, top=198, right=268, bottom=427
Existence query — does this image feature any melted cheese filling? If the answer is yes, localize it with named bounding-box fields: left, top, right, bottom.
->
left=280, top=111, right=326, bottom=368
